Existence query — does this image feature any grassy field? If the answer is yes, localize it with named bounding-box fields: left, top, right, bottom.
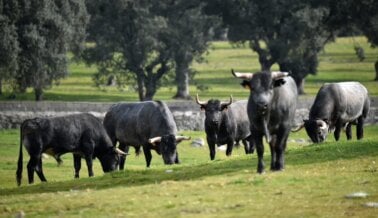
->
left=0, top=126, right=378, bottom=217
left=0, top=36, right=377, bottom=217
left=0, top=36, right=377, bottom=101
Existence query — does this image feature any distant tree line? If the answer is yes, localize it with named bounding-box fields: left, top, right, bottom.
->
left=0, top=0, right=377, bottom=101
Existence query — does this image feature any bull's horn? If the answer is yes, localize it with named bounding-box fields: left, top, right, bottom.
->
left=231, top=69, right=254, bottom=79
left=271, top=71, right=289, bottom=79
left=195, top=93, right=207, bottom=106
left=148, top=136, right=162, bottom=145
left=175, top=136, right=191, bottom=142
left=115, top=148, right=128, bottom=156
left=291, top=123, right=305, bottom=132
left=316, top=120, right=328, bottom=130
left=221, top=95, right=233, bottom=107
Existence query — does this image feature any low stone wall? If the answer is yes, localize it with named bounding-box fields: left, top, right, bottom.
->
left=0, top=97, right=377, bottom=130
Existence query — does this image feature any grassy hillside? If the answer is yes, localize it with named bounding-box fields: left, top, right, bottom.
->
left=1, top=37, right=377, bottom=101
left=1, top=126, right=377, bottom=217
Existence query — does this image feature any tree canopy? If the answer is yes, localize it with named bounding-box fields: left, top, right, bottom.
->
left=1, top=0, right=376, bottom=101
left=0, top=0, right=88, bottom=100
left=206, top=0, right=334, bottom=94
left=85, top=0, right=218, bottom=101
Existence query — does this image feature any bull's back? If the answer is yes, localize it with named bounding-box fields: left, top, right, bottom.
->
left=311, top=82, right=369, bottom=121
left=50, top=113, right=104, bottom=147
left=23, top=113, right=105, bottom=151
left=336, top=82, right=369, bottom=121
left=271, top=77, right=298, bottom=123
left=229, top=100, right=250, bottom=139
left=108, top=101, right=177, bottom=145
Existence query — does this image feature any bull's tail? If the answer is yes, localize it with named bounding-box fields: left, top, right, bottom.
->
left=16, top=124, right=23, bottom=186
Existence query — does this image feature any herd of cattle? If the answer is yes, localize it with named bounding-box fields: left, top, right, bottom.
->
left=16, top=70, right=370, bottom=186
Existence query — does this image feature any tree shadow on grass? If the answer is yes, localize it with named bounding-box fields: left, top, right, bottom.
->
left=2, top=139, right=377, bottom=196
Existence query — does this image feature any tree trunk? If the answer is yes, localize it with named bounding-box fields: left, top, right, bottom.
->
left=250, top=40, right=274, bottom=71
left=375, top=60, right=378, bottom=81
left=0, top=78, right=2, bottom=96
left=35, top=87, right=43, bottom=101
left=136, top=70, right=146, bottom=101
left=144, top=77, right=156, bottom=101
left=173, top=59, right=191, bottom=100
left=294, top=77, right=306, bottom=95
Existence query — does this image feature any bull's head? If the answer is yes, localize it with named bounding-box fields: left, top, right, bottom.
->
left=99, top=147, right=128, bottom=172
left=232, top=69, right=288, bottom=143
left=148, top=135, right=190, bottom=164
left=305, top=119, right=329, bottom=143
left=292, top=119, right=329, bottom=143
left=196, top=94, right=233, bottom=129
left=232, top=69, right=288, bottom=116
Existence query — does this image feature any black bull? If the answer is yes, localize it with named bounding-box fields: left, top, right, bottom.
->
left=103, top=101, right=190, bottom=168
left=16, top=113, right=126, bottom=186
left=232, top=70, right=298, bottom=173
left=195, top=94, right=252, bottom=160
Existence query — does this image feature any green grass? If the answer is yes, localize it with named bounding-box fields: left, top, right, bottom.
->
left=1, top=36, right=377, bottom=101
left=1, top=126, right=378, bottom=217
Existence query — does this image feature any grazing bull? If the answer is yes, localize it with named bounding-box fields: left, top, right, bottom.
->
left=195, top=94, right=252, bottom=160
left=293, top=82, right=370, bottom=143
left=232, top=69, right=298, bottom=173
left=16, top=113, right=125, bottom=186
left=103, top=101, right=190, bottom=169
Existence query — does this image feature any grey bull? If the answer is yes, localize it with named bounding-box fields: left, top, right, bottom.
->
left=103, top=101, right=190, bottom=168
left=293, top=82, right=370, bottom=143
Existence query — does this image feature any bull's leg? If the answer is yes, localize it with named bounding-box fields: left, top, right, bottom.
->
left=273, top=131, right=289, bottom=171
left=242, top=139, right=251, bottom=154
left=246, top=135, right=254, bottom=154
left=27, top=156, right=38, bottom=184
left=252, top=133, right=265, bottom=174
left=345, top=123, right=352, bottom=140
left=35, top=157, right=47, bottom=182
left=226, top=140, right=234, bottom=156
left=207, top=138, right=216, bottom=160
left=357, top=116, right=364, bottom=140
left=118, top=143, right=129, bottom=170
left=73, top=154, right=81, bottom=178
left=143, top=146, right=152, bottom=168
left=175, top=151, right=180, bottom=164
left=84, top=155, right=94, bottom=177
left=269, top=135, right=277, bottom=171
left=334, top=120, right=342, bottom=141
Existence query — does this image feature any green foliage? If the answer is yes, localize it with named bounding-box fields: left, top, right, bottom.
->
left=209, top=0, right=332, bottom=78
left=85, top=0, right=218, bottom=100
left=85, top=0, right=172, bottom=101
left=0, top=0, right=88, bottom=100
left=0, top=126, right=377, bottom=217
left=0, top=37, right=377, bottom=101
left=324, top=0, right=378, bottom=46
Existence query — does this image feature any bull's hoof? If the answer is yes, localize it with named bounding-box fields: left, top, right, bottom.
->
left=271, top=164, right=285, bottom=172
left=257, top=167, right=265, bottom=174
left=257, top=170, right=266, bottom=174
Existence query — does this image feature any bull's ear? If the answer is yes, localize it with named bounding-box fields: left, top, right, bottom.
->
left=200, top=105, right=206, bottom=111
left=221, top=105, right=229, bottom=111
left=240, top=80, right=251, bottom=90
left=273, top=79, right=286, bottom=87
